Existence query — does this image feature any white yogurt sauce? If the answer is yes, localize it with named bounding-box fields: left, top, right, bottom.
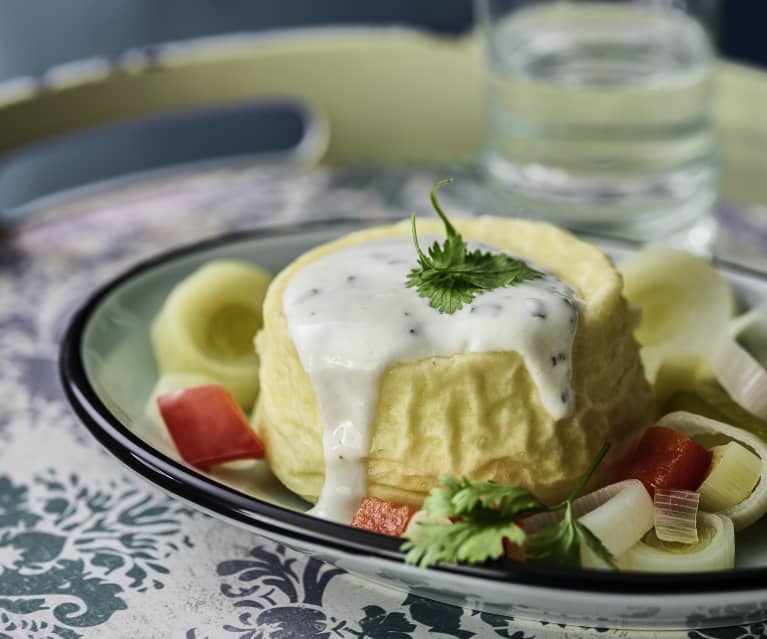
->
left=283, top=236, right=579, bottom=523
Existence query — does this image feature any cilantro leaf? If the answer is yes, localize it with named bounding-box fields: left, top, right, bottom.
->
left=406, top=179, right=543, bottom=314
left=402, top=519, right=526, bottom=568
left=525, top=502, right=616, bottom=569
left=526, top=441, right=617, bottom=568
left=403, top=477, right=543, bottom=568
left=401, top=443, right=617, bottom=571
left=525, top=502, right=581, bottom=567
left=426, top=477, right=543, bottom=519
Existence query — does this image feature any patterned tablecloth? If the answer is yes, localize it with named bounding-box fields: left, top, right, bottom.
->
left=1, top=164, right=766, bottom=639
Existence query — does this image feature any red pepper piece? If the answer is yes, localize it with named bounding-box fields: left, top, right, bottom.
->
left=157, top=384, right=265, bottom=470
left=618, top=425, right=712, bottom=497
left=351, top=497, right=414, bottom=537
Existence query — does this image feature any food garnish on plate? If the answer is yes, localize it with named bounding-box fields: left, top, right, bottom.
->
left=144, top=180, right=767, bottom=573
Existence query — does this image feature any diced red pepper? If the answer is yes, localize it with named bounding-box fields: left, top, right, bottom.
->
left=618, top=426, right=712, bottom=497
left=157, top=384, right=265, bottom=470
left=351, top=497, right=414, bottom=537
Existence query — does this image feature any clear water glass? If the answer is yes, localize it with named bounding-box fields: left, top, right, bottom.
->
left=477, top=0, right=721, bottom=247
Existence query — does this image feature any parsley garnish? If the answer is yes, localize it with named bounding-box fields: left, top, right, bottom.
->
left=406, top=179, right=543, bottom=314
left=401, top=443, right=617, bottom=570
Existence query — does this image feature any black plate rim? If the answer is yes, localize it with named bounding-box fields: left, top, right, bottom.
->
left=59, top=217, right=767, bottom=597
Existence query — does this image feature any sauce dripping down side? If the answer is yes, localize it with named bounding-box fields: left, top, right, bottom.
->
left=283, top=237, right=579, bottom=523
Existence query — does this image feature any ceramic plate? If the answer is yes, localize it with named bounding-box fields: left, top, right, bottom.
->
left=59, top=220, right=767, bottom=631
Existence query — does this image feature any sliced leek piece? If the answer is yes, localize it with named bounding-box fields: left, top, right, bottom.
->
left=522, top=480, right=654, bottom=569
left=730, top=307, right=767, bottom=364
left=578, top=479, right=655, bottom=568
left=713, top=312, right=767, bottom=421
left=658, top=411, right=767, bottom=530
left=619, top=248, right=735, bottom=383
left=151, top=260, right=272, bottom=408
left=698, top=442, right=761, bottom=512
left=618, top=512, right=734, bottom=573
left=653, top=352, right=713, bottom=408
left=653, top=488, right=700, bottom=544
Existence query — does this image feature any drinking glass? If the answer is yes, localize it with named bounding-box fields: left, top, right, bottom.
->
left=477, top=0, right=720, bottom=247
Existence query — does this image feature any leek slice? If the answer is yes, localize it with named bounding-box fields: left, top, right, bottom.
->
left=730, top=307, right=767, bottom=364
left=619, top=248, right=735, bottom=383
left=619, top=512, right=734, bottom=573
left=151, top=260, right=272, bottom=408
left=653, top=353, right=713, bottom=408
left=522, top=480, right=654, bottom=569
left=653, top=488, right=700, bottom=544
left=713, top=311, right=767, bottom=421
left=658, top=411, right=767, bottom=530
left=698, top=442, right=761, bottom=512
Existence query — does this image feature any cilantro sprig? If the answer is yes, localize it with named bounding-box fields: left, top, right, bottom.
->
left=406, top=179, right=543, bottom=314
left=401, top=443, right=617, bottom=570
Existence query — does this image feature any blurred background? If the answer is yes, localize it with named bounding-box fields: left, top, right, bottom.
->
left=2, top=1, right=767, bottom=80
left=0, top=1, right=765, bottom=218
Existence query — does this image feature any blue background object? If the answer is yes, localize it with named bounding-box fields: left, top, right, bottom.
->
left=0, top=0, right=472, bottom=81
left=0, top=0, right=762, bottom=81
left=0, top=1, right=763, bottom=216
